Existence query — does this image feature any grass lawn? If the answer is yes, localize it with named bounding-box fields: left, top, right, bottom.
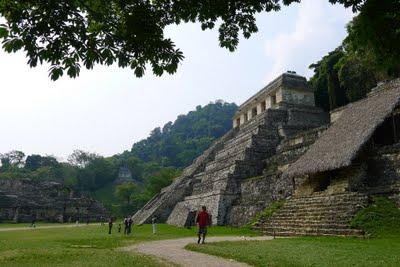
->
left=186, top=236, right=400, bottom=267
left=0, top=222, right=78, bottom=228
left=0, top=223, right=254, bottom=267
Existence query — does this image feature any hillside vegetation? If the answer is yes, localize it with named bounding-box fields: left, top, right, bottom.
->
left=0, top=101, right=237, bottom=217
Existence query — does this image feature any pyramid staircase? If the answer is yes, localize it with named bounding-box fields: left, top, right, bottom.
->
left=131, top=129, right=236, bottom=224
left=167, top=110, right=288, bottom=225
left=257, top=192, right=369, bottom=236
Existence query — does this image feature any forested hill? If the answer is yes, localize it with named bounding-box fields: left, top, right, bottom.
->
left=118, top=101, right=237, bottom=168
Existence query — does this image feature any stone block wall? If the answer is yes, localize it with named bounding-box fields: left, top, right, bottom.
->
left=0, top=179, right=107, bottom=223
left=226, top=125, right=327, bottom=225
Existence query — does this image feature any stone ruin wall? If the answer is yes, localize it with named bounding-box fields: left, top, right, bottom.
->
left=226, top=125, right=328, bottom=225
left=0, top=179, right=108, bottom=223
left=288, top=143, right=400, bottom=208
left=366, top=144, right=400, bottom=207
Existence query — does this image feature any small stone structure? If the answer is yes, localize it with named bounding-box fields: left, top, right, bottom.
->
left=114, top=166, right=138, bottom=185
left=233, top=72, right=315, bottom=128
left=0, top=179, right=107, bottom=223
left=133, top=74, right=400, bottom=236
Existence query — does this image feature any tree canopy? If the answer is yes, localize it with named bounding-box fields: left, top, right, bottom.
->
left=0, top=0, right=367, bottom=80
left=309, top=0, right=399, bottom=111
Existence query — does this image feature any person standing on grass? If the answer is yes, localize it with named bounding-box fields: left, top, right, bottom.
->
left=196, top=206, right=210, bottom=244
left=127, top=216, right=133, bottom=235
left=30, top=214, right=36, bottom=228
left=108, top=218, right=113, bottom=234
left=151, top=216, right=157, bottom=235
left=123, top=216, right=129, bottom=235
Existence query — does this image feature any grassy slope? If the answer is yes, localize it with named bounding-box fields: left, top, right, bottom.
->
left=0, top=223, right=254, bottom=267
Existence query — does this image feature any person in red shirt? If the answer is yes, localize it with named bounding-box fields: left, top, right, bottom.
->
left=196, top=206, right=210, bottom=244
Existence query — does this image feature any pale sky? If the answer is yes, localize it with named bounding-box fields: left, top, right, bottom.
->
left=0, top=0, right=354, bottom=160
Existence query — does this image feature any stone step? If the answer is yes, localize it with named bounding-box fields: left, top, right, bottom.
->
left=262, top=225, right=363, bottom=234
left=210, top=149, right=269, bottom=170
left=214, top=145, right=250, bottom=161
left=280, top=202, right=366, bottom=211
left=284, top=196, right=368, bottom=203
left=236, top=119, right=267, bottom=133
left=256, top=191, right=368, bottom=237
left=224, top=129, right=277, bottom=149
left=214, top=141, right=272, bottom=160
left=261, top=227, right=363, bottom=237
left=278, top=206, right=365, bottom=215
left=274, top=207, right=358, bottom=217
left=272, top=213, right=357, bottom=221
left=223, top=136, right=253, bottom=151
left=283, top=194, right=367, bottom=204
left=262, top=222, right=351, bottom=229
left=288, top=192, right=365, bottom=199
left=286, top=196, right=368, bottom=206
left=270, top=218, right=355, bottom=225
left=206, top=153, right=245, bottom=171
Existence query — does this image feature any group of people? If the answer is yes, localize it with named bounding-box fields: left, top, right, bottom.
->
left=107, top=215, right=134, bottom=235
left=123, top=216, right=134, bottom=234
left=106, top=206, right=211, bottom=244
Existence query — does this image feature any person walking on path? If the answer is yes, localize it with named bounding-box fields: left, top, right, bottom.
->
left=108, top=218, right=113, bottom=234
left=196, top=206, right=210, bottom=244
left=118, top=223, right=122, bottom=233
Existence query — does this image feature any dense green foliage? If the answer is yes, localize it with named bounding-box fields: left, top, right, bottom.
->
left=187, top=236, right=400, bottom=267
left=350, top=197, right=400, bottom=238
left=0, top=0, right=382, bottom=80
left=127, top=101, right=237, bottom=168
left=114, top=182, right=136, bottom=204
left=310, top=0, right=399, bottom=111
left=0, top=223, right=255, bottom=266
left=0, top=102, right=236, bottom=217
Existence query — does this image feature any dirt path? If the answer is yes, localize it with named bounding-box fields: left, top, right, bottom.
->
left=121, top=236, right=272, bottom=267
left=0, top=223, right=100, bottom=232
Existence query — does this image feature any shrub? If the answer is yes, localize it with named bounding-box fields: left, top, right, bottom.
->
left=350, top=196, right=400, bottom=238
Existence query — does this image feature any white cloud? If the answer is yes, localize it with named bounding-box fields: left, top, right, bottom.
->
left=264, top=0, right=354, bottom=81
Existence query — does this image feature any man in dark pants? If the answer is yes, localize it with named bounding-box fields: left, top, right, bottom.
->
left=127, top=216, right=133, bottom=234
left=108, top=218, right=113, bottom=234
left=123, top=217, right=129, bottom=235
left=30, top=214, right=36, bottom=228
left=196, top=206, right=210, bottom=244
